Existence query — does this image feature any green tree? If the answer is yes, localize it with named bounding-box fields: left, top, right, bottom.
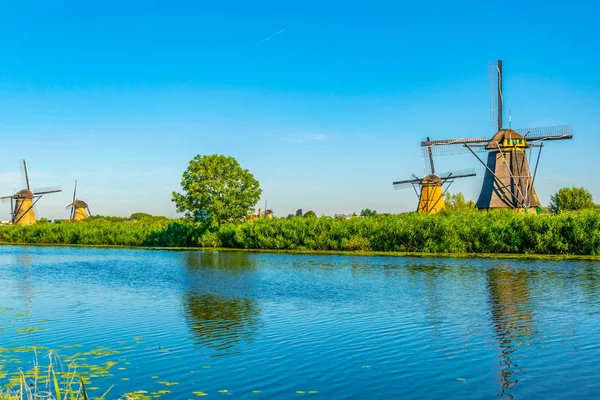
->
left=360, top=208, right=377, bottom=217
left=445, top=192, right=476, bottom=211
left=172, top=155, right=262, bottom=226
left=303, top=210, right=317, bottom=218
left=549, top=187, right=595, bottom=213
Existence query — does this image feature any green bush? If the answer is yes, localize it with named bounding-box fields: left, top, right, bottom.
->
left=2, top=210, right=600, bottom=255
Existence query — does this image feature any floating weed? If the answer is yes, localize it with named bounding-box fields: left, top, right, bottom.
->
left=308, top=391, right=319, bottom=394
left=16, top=327, right=42, bottom=334
left=456, top=377, right=466, bottom=381
left=152, top=390, right=171, bottom=395
left=157, top=381, right=179, bottom=386
left=193, top=391, right=208, bottom=397
left=296, top=391, right=306, bottom=394
left=252, top=390, right=262, bottom=393
left=133, top=337, right=144, bottom=341
left=361, top=365, right=371, bottom=369
left=118, top=367, right=127, bottom=370
left=123, top=391, right=152, bottom=400
left=121, top=377, right=130, bottom=381
left=157, top=349, right=170, bottom=353
left=218, top=389, right=229, bottom=393
left=202, top=366, right=211, bottom=369
left=151, top=376, right=159, bottom=379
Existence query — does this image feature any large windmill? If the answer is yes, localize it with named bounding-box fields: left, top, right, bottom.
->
left=420, top=60, right=573, bottom=209
left=66, top=180, right=91, bottom=221
left=0, top=160, right=62, bottom=225
left=393, top=143, right=476, bottom=214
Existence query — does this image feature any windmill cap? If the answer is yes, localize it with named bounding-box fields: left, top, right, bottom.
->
left=422, top=174, right=443, bottom=185
left=16, top=189, right=34, bottom=199
left=486, top=129, right=525, bottom=149
left=72, top=200, right=88, bottom=207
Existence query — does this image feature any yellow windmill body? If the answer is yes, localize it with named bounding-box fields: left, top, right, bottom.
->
left=416, top=175, right=446, bottom=214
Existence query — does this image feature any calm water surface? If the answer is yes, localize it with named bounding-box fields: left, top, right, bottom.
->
left=1, top=246, right=599, bottom=399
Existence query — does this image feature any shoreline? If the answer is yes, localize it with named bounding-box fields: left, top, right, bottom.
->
left=1, top=241, right=599, bottom=261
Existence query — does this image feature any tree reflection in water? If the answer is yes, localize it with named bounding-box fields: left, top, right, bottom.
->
left=182, top=251, right=261, bottom=357
left=486, top=267, right=535, bottom=399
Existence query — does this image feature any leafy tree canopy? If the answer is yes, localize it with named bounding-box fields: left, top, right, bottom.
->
left=360, top=208, right=377, bottom=217
left=303, top=210, right=317, bottom=218
left=549, top=187, right=595, bottom=214
left=172, top=155, right=262, bottom=226
left=445, top=192, right=476, bottom=211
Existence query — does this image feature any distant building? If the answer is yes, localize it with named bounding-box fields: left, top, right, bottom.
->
left=334, top=213, right=353, bottom=220
left=295, top=209, right=303, bottom=217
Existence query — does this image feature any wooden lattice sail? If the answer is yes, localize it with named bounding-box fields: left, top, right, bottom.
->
left=0, top=160, right=62, bottom=225
left=420, top=60, right=573, bottom=210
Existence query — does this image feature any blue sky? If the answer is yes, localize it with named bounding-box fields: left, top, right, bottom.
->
left=0, top=0, right=599, bottom=219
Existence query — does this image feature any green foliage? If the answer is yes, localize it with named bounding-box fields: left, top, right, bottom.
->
left=172, top=154, right=262, bottom=226
left=303, top=210, right=317, bottom=218
left=549, top=187, right=595, bottom=214
left=3, top=210, right=600, bottom=255
left=444, top=192, right=476, bottom=211
left=360, top=208, right=377, bottom=217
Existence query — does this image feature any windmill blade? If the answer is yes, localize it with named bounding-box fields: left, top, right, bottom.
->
left=20, top=160, right=30, bottom=191
left=488, top=60, right=503, bottom=130
left=421, top=137, right=488, bottom=157
left=438, top=168, right=477, bottom=181
left=1, top=197, right=12, bottom=204
left=515, top=125, right=573, bottom=142
left=393, top=176, right=422, bottom=189
left=72, top=180, right=77, bottom=204
left=32, top=186, right=62, bottom=195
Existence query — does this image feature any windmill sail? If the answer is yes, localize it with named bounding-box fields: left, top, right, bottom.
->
left=421, top=137, right=488, bottom=157
left=514, top=125, right=573, bottom=142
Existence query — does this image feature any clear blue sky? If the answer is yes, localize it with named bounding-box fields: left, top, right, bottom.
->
left=0, top=0, right=598, bottom=219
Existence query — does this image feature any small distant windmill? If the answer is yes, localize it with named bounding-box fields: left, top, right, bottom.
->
left=66, top=180, right=91, bottom=221
left=393, top=143, right=476, bottom=214
left=421, top=60, right=573, bottom=209
left=0, top=160, right=62, bottom=225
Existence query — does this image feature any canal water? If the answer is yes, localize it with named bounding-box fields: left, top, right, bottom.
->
left=0, top=245, right=599, bottom=399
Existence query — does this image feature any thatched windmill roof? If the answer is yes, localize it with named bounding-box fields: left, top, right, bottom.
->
left=486, top=129, right=526, bottom=150
left=72, top=200, right=88, bottom=208
left=421, top=174, right=443, bottom=185
left=15, top=189, right=34, bottom=199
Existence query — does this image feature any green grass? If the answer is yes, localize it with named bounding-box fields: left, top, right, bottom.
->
left=2, top=209, right=600, bottom=255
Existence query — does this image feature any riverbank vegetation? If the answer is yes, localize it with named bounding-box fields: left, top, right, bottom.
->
left=2, top=209, right=600, bottom=255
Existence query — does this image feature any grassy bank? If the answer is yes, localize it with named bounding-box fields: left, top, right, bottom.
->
left=1, top=210, right=600, bottom=255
